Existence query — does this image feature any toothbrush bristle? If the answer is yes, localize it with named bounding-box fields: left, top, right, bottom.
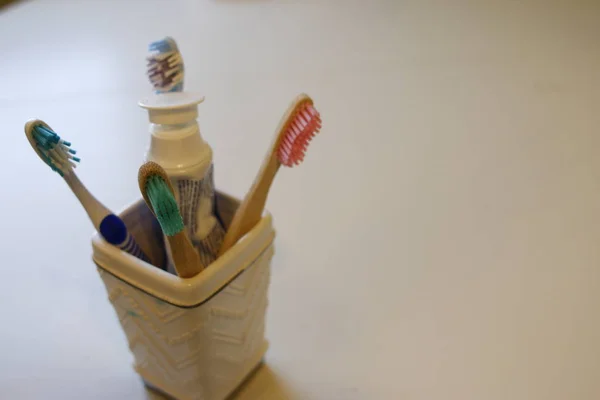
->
left=31, top=124, right=79, bottom=176
left=145, top=174, right=184, bottom=236
left=147, top=37, right=184, bottom=93
left=277, top=103, right=322, bottom=167
left=148, top=37, right=178, bottom=53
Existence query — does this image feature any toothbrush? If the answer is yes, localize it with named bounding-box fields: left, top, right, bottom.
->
left=24, top=119, right=152, bottom=263
left=146, top=37, right=184, bottom=93
left=138, top=161, right=204, bottom=278
left=218, top=93, right=322, bottom=256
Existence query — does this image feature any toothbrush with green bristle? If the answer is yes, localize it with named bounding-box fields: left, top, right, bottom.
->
left=138, top=161, right=204, bottom=278
left=24, top=119, right=152, bottom=264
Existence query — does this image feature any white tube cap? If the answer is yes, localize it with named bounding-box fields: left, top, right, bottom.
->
left=139, top=92, right=205, bottom=125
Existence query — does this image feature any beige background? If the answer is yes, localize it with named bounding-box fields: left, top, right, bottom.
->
left=0, top=0, right=599, bottom=399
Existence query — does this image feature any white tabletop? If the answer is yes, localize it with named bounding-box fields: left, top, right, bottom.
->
left=1, top=1, right=599, bottom=399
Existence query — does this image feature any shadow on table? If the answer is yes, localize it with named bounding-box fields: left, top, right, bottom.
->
left=144, top=362, right=295, bottom=400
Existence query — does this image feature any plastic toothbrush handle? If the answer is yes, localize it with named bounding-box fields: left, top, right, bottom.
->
left=99, top=214, right=151, bottom=263
left=116, top=232, right=150, bottom=262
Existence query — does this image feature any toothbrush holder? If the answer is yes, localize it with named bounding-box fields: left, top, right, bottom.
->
left=92, top=192, right=274, bottom=400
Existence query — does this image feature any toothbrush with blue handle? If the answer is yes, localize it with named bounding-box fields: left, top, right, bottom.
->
left=24, top=119, right=152, bottom=263
left=146, top=37, right=184, bottom=93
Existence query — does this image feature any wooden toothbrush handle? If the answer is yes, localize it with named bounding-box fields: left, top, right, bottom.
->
left=168, top=231, right=204, bottom=278
left=219, top=157, right=280, bottom=256
left=63, top=172, right=112, bottom=230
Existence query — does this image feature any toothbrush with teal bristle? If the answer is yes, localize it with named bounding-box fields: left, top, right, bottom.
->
left=24, top=119, right=152, bottom=264
left=138, top=161, right=203, bottom=278
left=146, top=37, right=184, bottom=93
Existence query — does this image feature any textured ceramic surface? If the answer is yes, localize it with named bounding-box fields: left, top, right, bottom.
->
left=92, top=194, right=274, bottom=400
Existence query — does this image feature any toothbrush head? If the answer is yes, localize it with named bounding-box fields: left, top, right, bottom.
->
left=147, top=37, right=184, bottom=93
left=276, top=94, right=322, bottom=167
left=138, top=161, right=184, bottom=236
left=24, top=119, right=80, bottom=177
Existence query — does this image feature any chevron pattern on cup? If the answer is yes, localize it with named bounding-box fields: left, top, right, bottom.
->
left=99, top=244, right=273, bottom=400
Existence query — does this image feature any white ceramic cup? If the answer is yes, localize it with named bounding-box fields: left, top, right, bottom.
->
left=92, top=192, right=274, bottom=400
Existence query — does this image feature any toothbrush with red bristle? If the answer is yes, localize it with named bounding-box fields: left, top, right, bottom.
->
left=218, top=93, right=322, bottom=256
